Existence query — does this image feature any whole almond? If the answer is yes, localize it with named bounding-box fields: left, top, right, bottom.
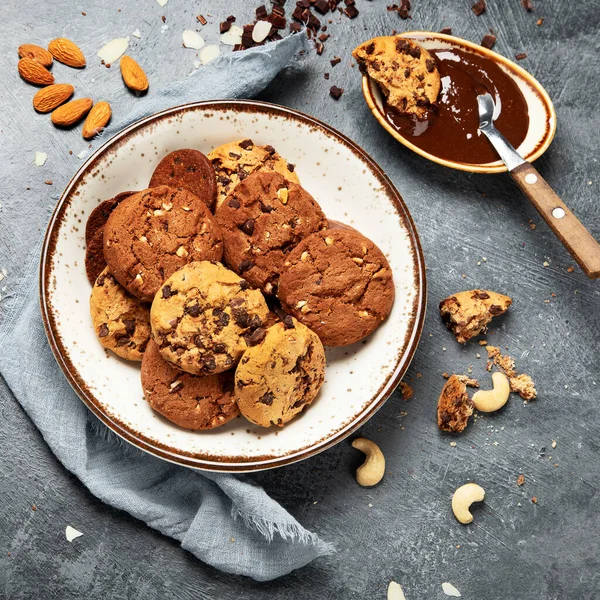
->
left=18, top=58, right=54, bottom=86
left=120, top=55, right=149, bottom=92
left=82, top=101, right=112, bottom=139
left=18, top=44, right=53, bottom=68
left=48, top=38, right=86, bottom=68
left=33, top=83, right=75, bottom=113
left=51, top=98, right=93, bottom=127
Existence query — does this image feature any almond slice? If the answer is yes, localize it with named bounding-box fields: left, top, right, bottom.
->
left=97, top=38, right=129, bottom=65
left=48, top=38, right=86, bottom=68
left=33, top=83, right=74, bottom=113
left=199, top=45, right=220, bottom=65
left=18, top=58, right=54, bottom=86
left=18, top=44, right=53, bottom=68
left=182, top=30, right=204, bottom=49
left=82, top=101, right=112, bottom=139
left=120, top=56, right=149, bottom=92
left=51, top=98, right=93, bottom=127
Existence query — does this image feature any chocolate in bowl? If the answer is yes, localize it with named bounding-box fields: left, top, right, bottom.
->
left=383, top=47, right=530, bottom=165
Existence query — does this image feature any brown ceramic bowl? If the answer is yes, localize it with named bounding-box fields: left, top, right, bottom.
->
left=40, top=100, right=426, bottom=472
left=361, top=31, right=557, bottom=173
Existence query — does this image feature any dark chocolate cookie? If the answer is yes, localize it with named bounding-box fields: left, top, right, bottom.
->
left=103, top=185, right=223, bottom=302
left=85, top=191, right=136, bottom=285
left=215, top=171, right=327, bottom=294
left=141, top=339, right=239, bottom=430
left=277, top=229, right=395, bottom=347
left=149, top=149, right=217, bottom=212
left=150, top=261, right=270, bottom=375
left=235, top=318, right=326, bottom=427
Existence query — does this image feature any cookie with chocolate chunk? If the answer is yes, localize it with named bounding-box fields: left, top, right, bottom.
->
left=235, top=317, right=326, bottom=428
left=277, top=229, right=395, bottom=347
left=103, top=185, right=223, bottom=302
left=150, top=261, right=270, bottom=375
left=439, top=290, right=512, bottom=344
left=149, top=149, right=217, bottom=212
left=437, top=374, right=474, bottom=433
left=141, top=339, right=239, bottom=430
left=352, top=36, right=441, bottom=118
left=89, top=267, right=151, bottom=361
left=208, top=139, right=300, bottom=209
left=85, top=191, right=137, bottom=285
left=215, top=171, right=327, bottom=294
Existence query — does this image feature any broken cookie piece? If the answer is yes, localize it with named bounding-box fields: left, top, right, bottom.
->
left=352, top=36, right=441, bottom=119
left=509, top=373, right=537, bottom=401
left=439, top=290, right=512, bottom=343
left=437, top=374, right=474, bottom=433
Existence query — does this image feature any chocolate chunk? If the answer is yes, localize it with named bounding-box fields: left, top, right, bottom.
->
left=98, top=323, right=109, bottom=338
left=481, top=34, right=496, bottom=49
left=314, top=0, right=330, bottom=14
left=408, top=45, right=421, bottom=59
left=236, top=165, right=249, bottom=180
left=329, top=85, right=344, bottom=99
left=521, top=0, right=533, bottom=11
left=213, top=342, right=227, bottom=353
left=270, top=14, right=287, bottom=29
left=291, top=5, right=305, bottom=20
left=330, top=56, right=341, bottom=67
left=440, top=27, right=452, bottom=34
left=290, top=21, right=302, bottom=32
left=220, top=21, right=232, bottom=33
left=233, top=308, right=250, bottom=328
left=227, top=15, right=236, bottom=22
left=197, top=14, right=207, bottom=25
left=404, top=67, right=411, bottom=78
left=123, top=319, right=136, bottom=336
left=315, top=42, right=324, bottom=55
left=239, top=139, right=253, bottom=151
left=259, top=201, right=274, bottom=213
left=318, top=32, right=330, bottom=42
left=228, top=152, right=242, bottom=160
left=396, top=38, right=410, bottom=53
left=283, top=315, right=295, bottom=329
left=217, top=311, right=230, bottom=327
left=185, top=304, right=201, bottom=318
left=306, top=10, right=321, bottom=29
left=475, top=291, right=491, bottom=299
left=202, top=355, right=217, bottom=371
left=239, top=259, right=254, bottom=272
left=169, top=318, right=178, bottom=328
left=246, top=327, right=267, bottom=346
left=116, top=336, right=131, bottom=347
left=256, top=4, right=268, bottom=19
left=515, top=53, right=527, bottom=60
left=260, top=391, right=274, bottom=406
left=471, top=0, right=486, bottom=16
left=228, top=197, right=241, bottom=209
left=324, top=72, right=330, bottom=80
left=344, top=5, right=358, bottom=18
left=489, top=305, right=504, bottom=315
left=162, top=285, right=173, bottom=299
left=398, top=0, right=411, bottom=18
left=248, top=314, right=263, bottom=329
left=425, top=58, right=436, bottom=72
left=193, top=334, right=205, bottom=347
left=239, top=218, right=255, bottom=236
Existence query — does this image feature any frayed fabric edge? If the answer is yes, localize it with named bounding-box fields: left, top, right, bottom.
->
left=231, top=507, right=335, bottom=555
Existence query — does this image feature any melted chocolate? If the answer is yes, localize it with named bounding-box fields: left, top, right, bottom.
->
left=384, top=47, right=530, bottom=165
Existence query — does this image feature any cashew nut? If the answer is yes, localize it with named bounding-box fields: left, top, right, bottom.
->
left=452, top=483, right=485, bottom=524
left=352, top=437, right=385, bottom=487
left=472, top=371, right=510, bottom=412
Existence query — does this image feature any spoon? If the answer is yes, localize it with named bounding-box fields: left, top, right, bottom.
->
left=477, top=92, right=600, bottom=279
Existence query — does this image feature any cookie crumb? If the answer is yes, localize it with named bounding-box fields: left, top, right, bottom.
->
left=329, top=85, right=344, bottom=99
left=399, top=381, right=413, bottom=400
left=517, top=474, right=525, bottom=486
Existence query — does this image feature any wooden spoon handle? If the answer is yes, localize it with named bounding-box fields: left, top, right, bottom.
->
left=511, top=163, right=600, bottom=279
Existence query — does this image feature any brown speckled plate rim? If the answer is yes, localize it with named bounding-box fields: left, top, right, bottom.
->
left=39, top=99, right=426, bottom=473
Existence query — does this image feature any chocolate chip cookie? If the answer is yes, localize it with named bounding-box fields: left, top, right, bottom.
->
left=149, top=149, right=217, bottom=212
left=437, top=374, right=474, bottom=433
left=103, top=185, right=223, bottom=302
left=85, top=191, right=136, bottom=285
left=235, top=317, right=326, bottom=427
left=89, top=267, right=151, bottom=361
left=141, top=339, right=239, bottom=430
left=353, top=36, right=441, bottom=118
left=439, top=290, right=512, bottom=344
left=208, top=139, right=300, bottom=209
left=277, top=229, right=395, bottom=347
left=215, top=171, right=328, bottom=294
left=150, top=261, right=270, bottom=375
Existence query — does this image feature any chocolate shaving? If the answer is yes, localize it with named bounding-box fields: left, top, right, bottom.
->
left=197, top=15, right=207, bottom=25
left=471, top=0, right=486, bottom=16
left=515, top=52, right=527, bottom=60
left=481, top=34, right=496, bottom=49
left=330, top=56, right=341, bottom=67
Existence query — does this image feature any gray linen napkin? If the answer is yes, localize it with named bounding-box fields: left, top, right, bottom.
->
left=0, top=32, right=334, bottom=582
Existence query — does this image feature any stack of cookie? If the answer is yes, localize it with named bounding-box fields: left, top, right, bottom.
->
left=87, top=140, right=395, bottom=431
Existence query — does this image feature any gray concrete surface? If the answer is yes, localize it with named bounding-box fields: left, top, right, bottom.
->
left=1, top=1, right=599, bottom=599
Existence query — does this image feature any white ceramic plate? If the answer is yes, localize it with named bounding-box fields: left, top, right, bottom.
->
left=40, top=100, right=426, bottom=472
